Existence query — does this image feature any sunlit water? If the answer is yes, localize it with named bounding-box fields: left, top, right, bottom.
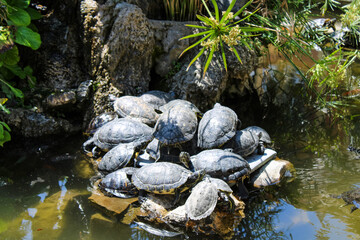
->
left=0, top=58, right=360, bottom=239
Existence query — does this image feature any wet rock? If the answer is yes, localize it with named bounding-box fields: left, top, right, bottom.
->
left=89, top=186, right=138, bottom=216
left=0, top=108, right=79, bottom=138
left=251, top=159, right=295, bottom=188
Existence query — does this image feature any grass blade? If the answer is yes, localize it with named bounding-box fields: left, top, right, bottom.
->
left=180, top=30, right=213, bottom=40
left=187, top=47, right=206, bottom=70
left=179, top=33, right=212, bottom=58
left=219, top=38, right=227, bottom=71
left=232, top=47, right=243, bottom=64
left=211, top=0, right=220, bottom=21
left=203, top=45, right=216, bottom=78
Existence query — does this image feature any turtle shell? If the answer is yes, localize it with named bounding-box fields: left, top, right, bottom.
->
left=139, top=90, right=175, bottom=110
left=154, top=104, right=198, bottom=145
left=190, top=149, right=250, bottom=184
left=245, top=126, right=271, bottom=145
left=113, top=95, right=159, bottom=125
left=97, top=143, right=135, bottom=174
left=226, top=130, right=259, bottom=157
left=185, top=180, right=218, bottom=220
left=208, top=177, right=233, bottom=193
left=93, top=118, right=153, bottom=151
left=85, top=112, right=117, bottom=136
left=159, top=99, right=201, bottom=116
left=99, top=167, right=138, bottom=198
left=132, top=162, right=197, bottom=194
left=197, top=103, right=239, bottom=149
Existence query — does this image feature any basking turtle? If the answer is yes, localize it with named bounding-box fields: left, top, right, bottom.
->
left=180, top=149, right=250, bottom=198
left=245, top=126, right=272, bottom=154
left=84, top=112, right=117, bottom=136
left=197, top=103, right=240, bottom=149
left=131, top=162, right=204, bottom=202
left=146, top=104, right=198, bottom=161
left=185, top=179, right=218, bottom=220
left=97, top=143, right=140, bottom=174
left=223, top=130, right=260, bottom=157
left=99, top=167, right=138, bottom=198
left=333, top=188, right=360, bottom=213
left=139, top=90, right=175, bottom=110
left=113, top=95, right=159, bottom=126
left=83, top=118, right=153, bottom=155
left=159, top=99, right=202, bottom=116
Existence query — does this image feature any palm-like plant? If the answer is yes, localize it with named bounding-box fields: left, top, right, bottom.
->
left=179, top=0, right=266, bottom=78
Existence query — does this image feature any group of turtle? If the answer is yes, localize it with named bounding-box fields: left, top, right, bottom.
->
left=82, top=90, right=272, bottom=220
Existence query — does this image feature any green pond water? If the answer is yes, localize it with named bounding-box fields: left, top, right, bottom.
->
left=0, top=60, right=360, bottom=239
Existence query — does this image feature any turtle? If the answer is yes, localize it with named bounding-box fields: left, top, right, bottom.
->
left=332, top=188, right=360, bottom=213
left=185, top=177, right=235, bottom=221
left=131, top=162, right=205, bottom=203
left=244, top=126, right=272, bottom=154
left=223, top=129, right=260, bottom=157
left=159, top=99, right=202, bottom=117
left=197, top=103, right=240, bottom=149
left=99, top=167, right=138, bottom=198
left=84, top=112, right=117, bottom=136
left=179, top=149, right=251, bottom=199
left=82, top=118, right=153, bottom=155
left=112, top=95, right=159, bottom=126
left=139, top=90, right=175, bottom=110
left=145, top=104, right=198, bottom=161
left=97, top=143, right=141, bottom=174
left=185, top=179, right=218, bottom=220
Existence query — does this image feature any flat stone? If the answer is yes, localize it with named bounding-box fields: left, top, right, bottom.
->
left=89, top=187, right=138, bottom=216
left=251, top=159, right=295, bottom=188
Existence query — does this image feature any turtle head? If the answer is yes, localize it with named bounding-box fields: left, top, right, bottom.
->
left=179, top=151, right=191, bottom=169
left=188, top=169, right=206, bottom=185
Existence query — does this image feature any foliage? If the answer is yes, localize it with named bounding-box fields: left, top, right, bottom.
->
left=163, top=0, right=204, bottom=21
left=179, top=0, right=266, bottom=78
left=0, top=0, right=42, bottom=146
left=340, top=0, right=360, bottom=48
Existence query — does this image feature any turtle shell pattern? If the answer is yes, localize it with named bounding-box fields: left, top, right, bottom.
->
left=132, top=162, right=195, bottom=194
left=153, top=104, right=198, bottom=145
left=97, top=143, right=135, bottom=173
left=159, top=99, right=201, bottom=116
left=190, top=149, right=250, bottom=183
left=99, top=167, right=138, bottom=198
left=229, top=130, right=259, bottom=157
left=93, top=118, right=153, bottom=151
left=197, top=103, right=239, bottom=149
left=245, top=126, right=271, bottom=144
left=139, top=90, right=175, bottom=110
left=185, top=180, right=218, bottom=220
left=114, top=95, right=159, bottom=125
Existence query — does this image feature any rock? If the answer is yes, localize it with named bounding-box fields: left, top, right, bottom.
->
left=89, top=186, right=138, bottom=216
left=81, top=0, right=155, bottom=115
left=251, top=159, right=295, bottom=188
left=90, top=213, right=115, bottom=232
left=125, top=0, right=163, bottom=19
left=0, top=108, right=79, bottom=138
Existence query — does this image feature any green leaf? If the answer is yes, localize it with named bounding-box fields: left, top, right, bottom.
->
left=7, top=6, right=31, bottom=26
left=220, top=0, right=238, bottom=24
left=0, top=129, right=11, bottom=147
left=196, top=15, right=214, bottom=26
left=201, top=0, right=213, bottom=19
left=211, top=0, right=219, bottom=21
left=0, top=103, right=10, bottom=114
left=179, top=33, right=212, bottom=58
left=0, top=124, right=3, bottom=137
left=14, top=26, right=41, bottom=50
left=4, top=64, right=26, bottom=78
left=0, top=45, right=19, bottom=65
left=232, top=47, right=243, bottom=64
left=219, top=38, right=227, bottom=71
left=232, top=0, right=253, bottom=19
left=11, top=0, right=30, bottom=9
left=0, top=121, right=11, bottom=131
left=26, top=7, right=42, bottom=20
left=203, top=46, right=216, bottom=78
left=186, top=47, right=206, bottom=70
left=0, top=77, right=24, bottom=98
left=185, top=24, right=209, bottom=30
left=180, top=30, right=213, bottom=40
